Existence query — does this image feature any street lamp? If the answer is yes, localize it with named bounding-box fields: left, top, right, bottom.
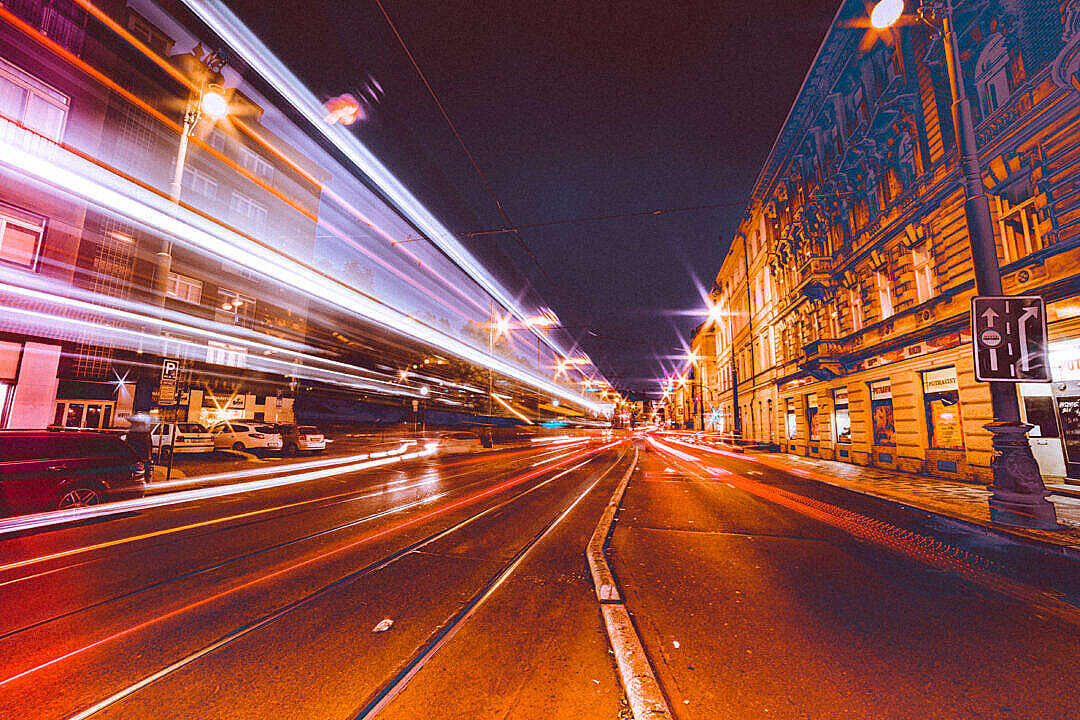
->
left=871, top=0, right=1057, bottom=528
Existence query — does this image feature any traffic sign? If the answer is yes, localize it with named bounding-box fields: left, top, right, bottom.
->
left=158, top=358, right=179, bottom=405
left=971, top=296, right=1050, bottom=382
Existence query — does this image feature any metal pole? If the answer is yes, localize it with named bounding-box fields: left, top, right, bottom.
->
left=936, top=0, right=1056, bottom=528
left=153, top=99, right=198, bottom=307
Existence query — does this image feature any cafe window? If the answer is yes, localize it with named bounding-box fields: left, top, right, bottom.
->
left=923, top=367, right=964, bottom=450
left=870, top=379, right=895, bottom=446
left=53, top=400, right=115, bottom=429
left=785, top=398, right=797, bottom=440
left=806, top=393, right=820, bottom=441
left=834, top=388, right=851, bottom=443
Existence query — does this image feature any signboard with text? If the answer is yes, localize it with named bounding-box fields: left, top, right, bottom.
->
left=158, top=359, right=179, bottom=406
left=972, top=296, right=1050, bottom=382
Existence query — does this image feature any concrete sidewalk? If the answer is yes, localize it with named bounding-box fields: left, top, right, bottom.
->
left=748, top=449, right=1080, bottom=556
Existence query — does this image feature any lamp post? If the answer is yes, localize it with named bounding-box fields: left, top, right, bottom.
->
left=152, top=51, right=229, bottom=309
left=872, top=0, right=1057, bottom=528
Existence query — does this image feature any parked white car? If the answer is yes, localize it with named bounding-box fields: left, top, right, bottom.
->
left=209, top=421, right=283, bottom=453
left=152, top=422, right=214, bottom=456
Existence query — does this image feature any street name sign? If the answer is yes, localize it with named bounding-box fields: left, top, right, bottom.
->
left=971, top=295, right=1050, bottom=382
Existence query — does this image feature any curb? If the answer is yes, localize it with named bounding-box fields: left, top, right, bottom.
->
left=744, top=451, right=1080, bottom=562
left=586, top=449, right=673, bottom=720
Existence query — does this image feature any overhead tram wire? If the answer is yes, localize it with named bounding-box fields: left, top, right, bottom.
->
left=372, top=0, right=552, bottom=287
left=459, top=200, right=750, bottom=238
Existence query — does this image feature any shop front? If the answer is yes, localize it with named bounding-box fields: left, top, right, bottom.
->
left=921, top=366, right=968, bottom=478
left=869, top=378, right=897, bottom=470
left=1021, top=339, right=1080, bottom=485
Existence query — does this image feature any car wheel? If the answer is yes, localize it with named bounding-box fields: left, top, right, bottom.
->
left=232, top=442, right=246, bottom=452
left=57, top=485, right=102, bottom=510
left=285, top=443, right=299, bottom=456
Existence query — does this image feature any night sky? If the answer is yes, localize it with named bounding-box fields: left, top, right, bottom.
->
left=223, top=0, right=838, bottom=396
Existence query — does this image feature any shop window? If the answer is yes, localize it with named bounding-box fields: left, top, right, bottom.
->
left=0, top=203, right=45, bottom=269
left=912, top=242, right=934, bottom=303
left=923, top=367, right=964, bottom=450
left=876, top=270, right=894, bottom=319
left=834, top=388, right=851, bottom=443
left=1024, top=395, right=1060, bottom=438
left=785, top=398, right=797, bottom=441
left=0, top=381, right=11, bottom=427
left=870, top=379, right=895, bottom=446
left=0, top=58, right=69, bottom=140
left=806, top=393, right=820, bottom=441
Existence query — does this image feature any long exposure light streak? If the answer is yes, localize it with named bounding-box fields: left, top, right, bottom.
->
left=0, top=440, right=621, bottom=691
left=0, top=122, right=605, bottom=412
left=175, top=0, right=582, bottom=363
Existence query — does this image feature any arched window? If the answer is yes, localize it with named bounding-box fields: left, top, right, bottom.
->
left=975, top=33, right=1012, bottom=117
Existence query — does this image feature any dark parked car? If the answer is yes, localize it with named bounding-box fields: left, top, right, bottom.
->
left=0, top=430, right=147, bottom=516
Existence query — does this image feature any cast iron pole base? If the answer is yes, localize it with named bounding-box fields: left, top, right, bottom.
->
left=985, top=421, right=1059, bottom=529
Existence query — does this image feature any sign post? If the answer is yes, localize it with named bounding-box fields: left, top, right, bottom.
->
left=970, top=295, right=1057, bottom=529
left=972, top=296, right=1051, bottom=383
left=158, top=359, right=179, bottom=407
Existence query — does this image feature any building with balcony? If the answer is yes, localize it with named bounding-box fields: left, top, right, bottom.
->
left=705, top=0, right=1080, bottom=485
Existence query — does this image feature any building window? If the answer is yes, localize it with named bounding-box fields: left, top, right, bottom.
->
left=208, top=128, right=227, bottom=153
left=912, top=242, right=934, bottom=303
left=922, top=367, right=964, bottom=450
left=786, top=398, right=797, bottom=441
left=849, top=285, right=863, bottom=332
left=166, top=272, right=202, bottom=304
left=229, top=191, right=267, bottom=228
left=0, top=203, right=45, bottom=269
left=870, top=379, right=895, bottom=446
left=181, top=166, right=218, bottom=200
left=994, top=192, right=1047, bottom=264
left=125, top=10, right=173, bottom=55
left=876, top=270, right=894, bottom=319
left=806, top=393, right=820, bottom=442
left=239, top=146, right=274, bottom=181
left=834, top=388, right=851, bottom=443
left=216, top=288, right=255, bottom=328
left=975, top=34, right=1011, bottom=117
left=0, top=58, right=69, bottom=140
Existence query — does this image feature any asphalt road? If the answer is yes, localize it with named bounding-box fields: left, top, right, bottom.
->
left=7, top=432, right=1079, bottom=720
left=0, top=438, right=631, bottom=720
left=617, top=437, right=1080, bottom=719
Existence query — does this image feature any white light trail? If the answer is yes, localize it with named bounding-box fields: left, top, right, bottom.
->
left=0, top=122, right=606, bottom=413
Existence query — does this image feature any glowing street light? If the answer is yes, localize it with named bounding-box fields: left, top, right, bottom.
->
left=199, top=84, right=230, bottom=119
left=870, top=0, right=904, bottom=29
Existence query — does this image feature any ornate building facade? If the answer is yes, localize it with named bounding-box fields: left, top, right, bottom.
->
left=703, top=0, right=1080, bottom=485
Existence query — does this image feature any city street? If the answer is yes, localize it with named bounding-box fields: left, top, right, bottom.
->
left=617, top=437, right=1080, bottom=718
left=4, top=435, right=1080, bottom=719
left=0, top=439, right=631, bottom=719
left=5, top=0, right=1080, bottom=716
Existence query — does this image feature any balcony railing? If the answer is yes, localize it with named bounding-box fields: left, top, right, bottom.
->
left=794, top=255, right=833, bottom=300
left=798, top=338, right=845, bottom=380
left=2, top=0, right=87, bottom=55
